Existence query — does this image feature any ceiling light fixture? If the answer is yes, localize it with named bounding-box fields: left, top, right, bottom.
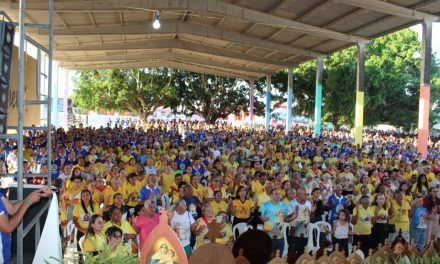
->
left=152, top=11, right=161, bottom=29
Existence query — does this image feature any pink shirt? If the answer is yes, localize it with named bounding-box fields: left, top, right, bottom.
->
left=135, top=214, right=160, bottom=249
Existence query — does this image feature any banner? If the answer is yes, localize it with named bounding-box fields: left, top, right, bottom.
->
left=32, top=193, right=62, bottom=264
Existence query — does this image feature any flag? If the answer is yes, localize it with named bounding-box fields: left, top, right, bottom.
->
left=33, top=192, right=62, bottom=264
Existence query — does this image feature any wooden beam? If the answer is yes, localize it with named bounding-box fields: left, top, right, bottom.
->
left=333, top=0, right=439, bottom=22
left=43, top=22, right=325, bottom=58
left=20, top=0, right=368, bottom=43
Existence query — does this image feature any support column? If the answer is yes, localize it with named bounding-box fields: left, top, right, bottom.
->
left=354, top=43, right=365, bottom=147
left=314, top=57, right=324, bottom=137
left=418, top=21, right=432, bottom=158
left=52, top=65, right=59, bottom=128
left=63, top=70, right=69, bottom=129
left=265, top=75, right=271, bottom=131
left=249, top=79, right=254, bottom=126
left=286, top=67, right=293, bottom=134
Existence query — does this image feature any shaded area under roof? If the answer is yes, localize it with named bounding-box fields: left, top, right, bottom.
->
left=1, top=0, right=439, bottom=79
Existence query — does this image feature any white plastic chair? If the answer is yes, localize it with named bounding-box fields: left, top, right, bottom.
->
left=321, top=211, right=329, bottom=222
left=348, top=223, right=354, bottom=254
left=314, top=221, right=333, bottom=251
left=233, top=223, right=248, bottom=240
left=67, top=220, right=77, bottom=242
left=281, top=223, right=290, bottom=258
left=136, top=234, right=141, bottom=257
left=306, top=223, right=320, bottom=253
left=78, top=235, right=86, bottom=261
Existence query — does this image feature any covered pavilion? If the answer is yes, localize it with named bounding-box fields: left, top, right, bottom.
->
left=1, top=0, right=439, bottom=157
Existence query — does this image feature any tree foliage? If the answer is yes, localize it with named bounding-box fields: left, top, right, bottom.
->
left=261, top=28, right=440, bottom=131
left=72, top=69, right=263, bottom=124
left=72, top=68, right=179, bottom=121
left=72, top=29, right=440, bottom=129
left=172, top=71, right=265, bottom=124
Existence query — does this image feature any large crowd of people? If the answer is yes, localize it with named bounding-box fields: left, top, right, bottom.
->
left=1, top=120, right=440, bottom=262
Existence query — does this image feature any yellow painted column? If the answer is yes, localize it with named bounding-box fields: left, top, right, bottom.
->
left=354, top=91, right=364, bottom=146
left=354, top=42, right=366, bottom=147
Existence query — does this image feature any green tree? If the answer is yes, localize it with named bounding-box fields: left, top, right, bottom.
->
left=72, top=68, right=179, bottom=121
left=172, top=71, right=263, bottom=124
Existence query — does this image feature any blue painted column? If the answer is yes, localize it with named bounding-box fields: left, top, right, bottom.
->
left=314, top=57, right=324, bottom=137
left=286, top=67, right=293, bottom=134
left=265, top=75, right=271, bottom=131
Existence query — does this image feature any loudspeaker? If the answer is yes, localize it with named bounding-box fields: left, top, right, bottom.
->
left=0, top=21, right=15, bottom=134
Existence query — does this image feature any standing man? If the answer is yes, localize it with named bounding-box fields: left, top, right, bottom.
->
left=261, top=188, right=295, bottom=257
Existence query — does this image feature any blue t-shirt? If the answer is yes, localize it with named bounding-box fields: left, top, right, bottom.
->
left=327, top=194, right=348, bottom=224
left=261, top=200, right=287, bottom=223
left=138, top=185, right=161, bottom=205
left=411, top=206, right=428, bottom=228
left=0, top=193, right=11, bottom=263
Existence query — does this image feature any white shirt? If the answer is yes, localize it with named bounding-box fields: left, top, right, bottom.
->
left=144, top=165, right=157, bottom=176
left=170, top=211, right=195, bottom=247
left=6, top=151, right=18, bottom=174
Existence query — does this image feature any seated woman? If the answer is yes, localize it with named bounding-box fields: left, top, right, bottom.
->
left=194, top=204, right=215, bottom=249
left=83, top=214, right=106, bottom=256
left=214, top=211, right=234, bottom=249
left=105, top=226, right=129, bottom=258
left=103, top=206, right=138, bottom=254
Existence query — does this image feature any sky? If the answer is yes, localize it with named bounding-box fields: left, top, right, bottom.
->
left=411, top=22, right=440, bottom=58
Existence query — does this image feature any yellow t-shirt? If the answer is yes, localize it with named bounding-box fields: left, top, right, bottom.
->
left=103, top=219, right=136, bottom=235
left=92, top=188, right=105, bottom=206
left=251, top=181, right=265, bottom=197
left=191, top=184, right=206, bottom=203
left=103, top=186, right=124, bottom=205
left=232, top=199, right=253, bottom=219
left=125, top=165, right=137, bottom=176
left=389, top=200, right=410, bottom=232
left=256, top=192, right=270, bottom=207
left=83, top=233, right=106, bottom=253
left=426, top=172, right=436, bottom=183
left=161, top=173, right=175, bottom=194
left=215, top=223, right=233, bottom=245
left=72, top=203, right=100, bottom=230
left=210, top=200, right=228, bottom=217
left=122, top=181, right=142, bottom=207
left=353, top=206, right=374, bottom=235
left=354, top=183, right=374, bottom=195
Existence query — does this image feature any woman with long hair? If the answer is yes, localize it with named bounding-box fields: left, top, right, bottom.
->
left=73, top=189, right=100, bottom=251
left=231, top=186, right=253, bottom=227
left=370, top=193, right=392, bottom=250
left=83, top=214, right=106, bottom=255
left=411, top=174, right=429, bottom=196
